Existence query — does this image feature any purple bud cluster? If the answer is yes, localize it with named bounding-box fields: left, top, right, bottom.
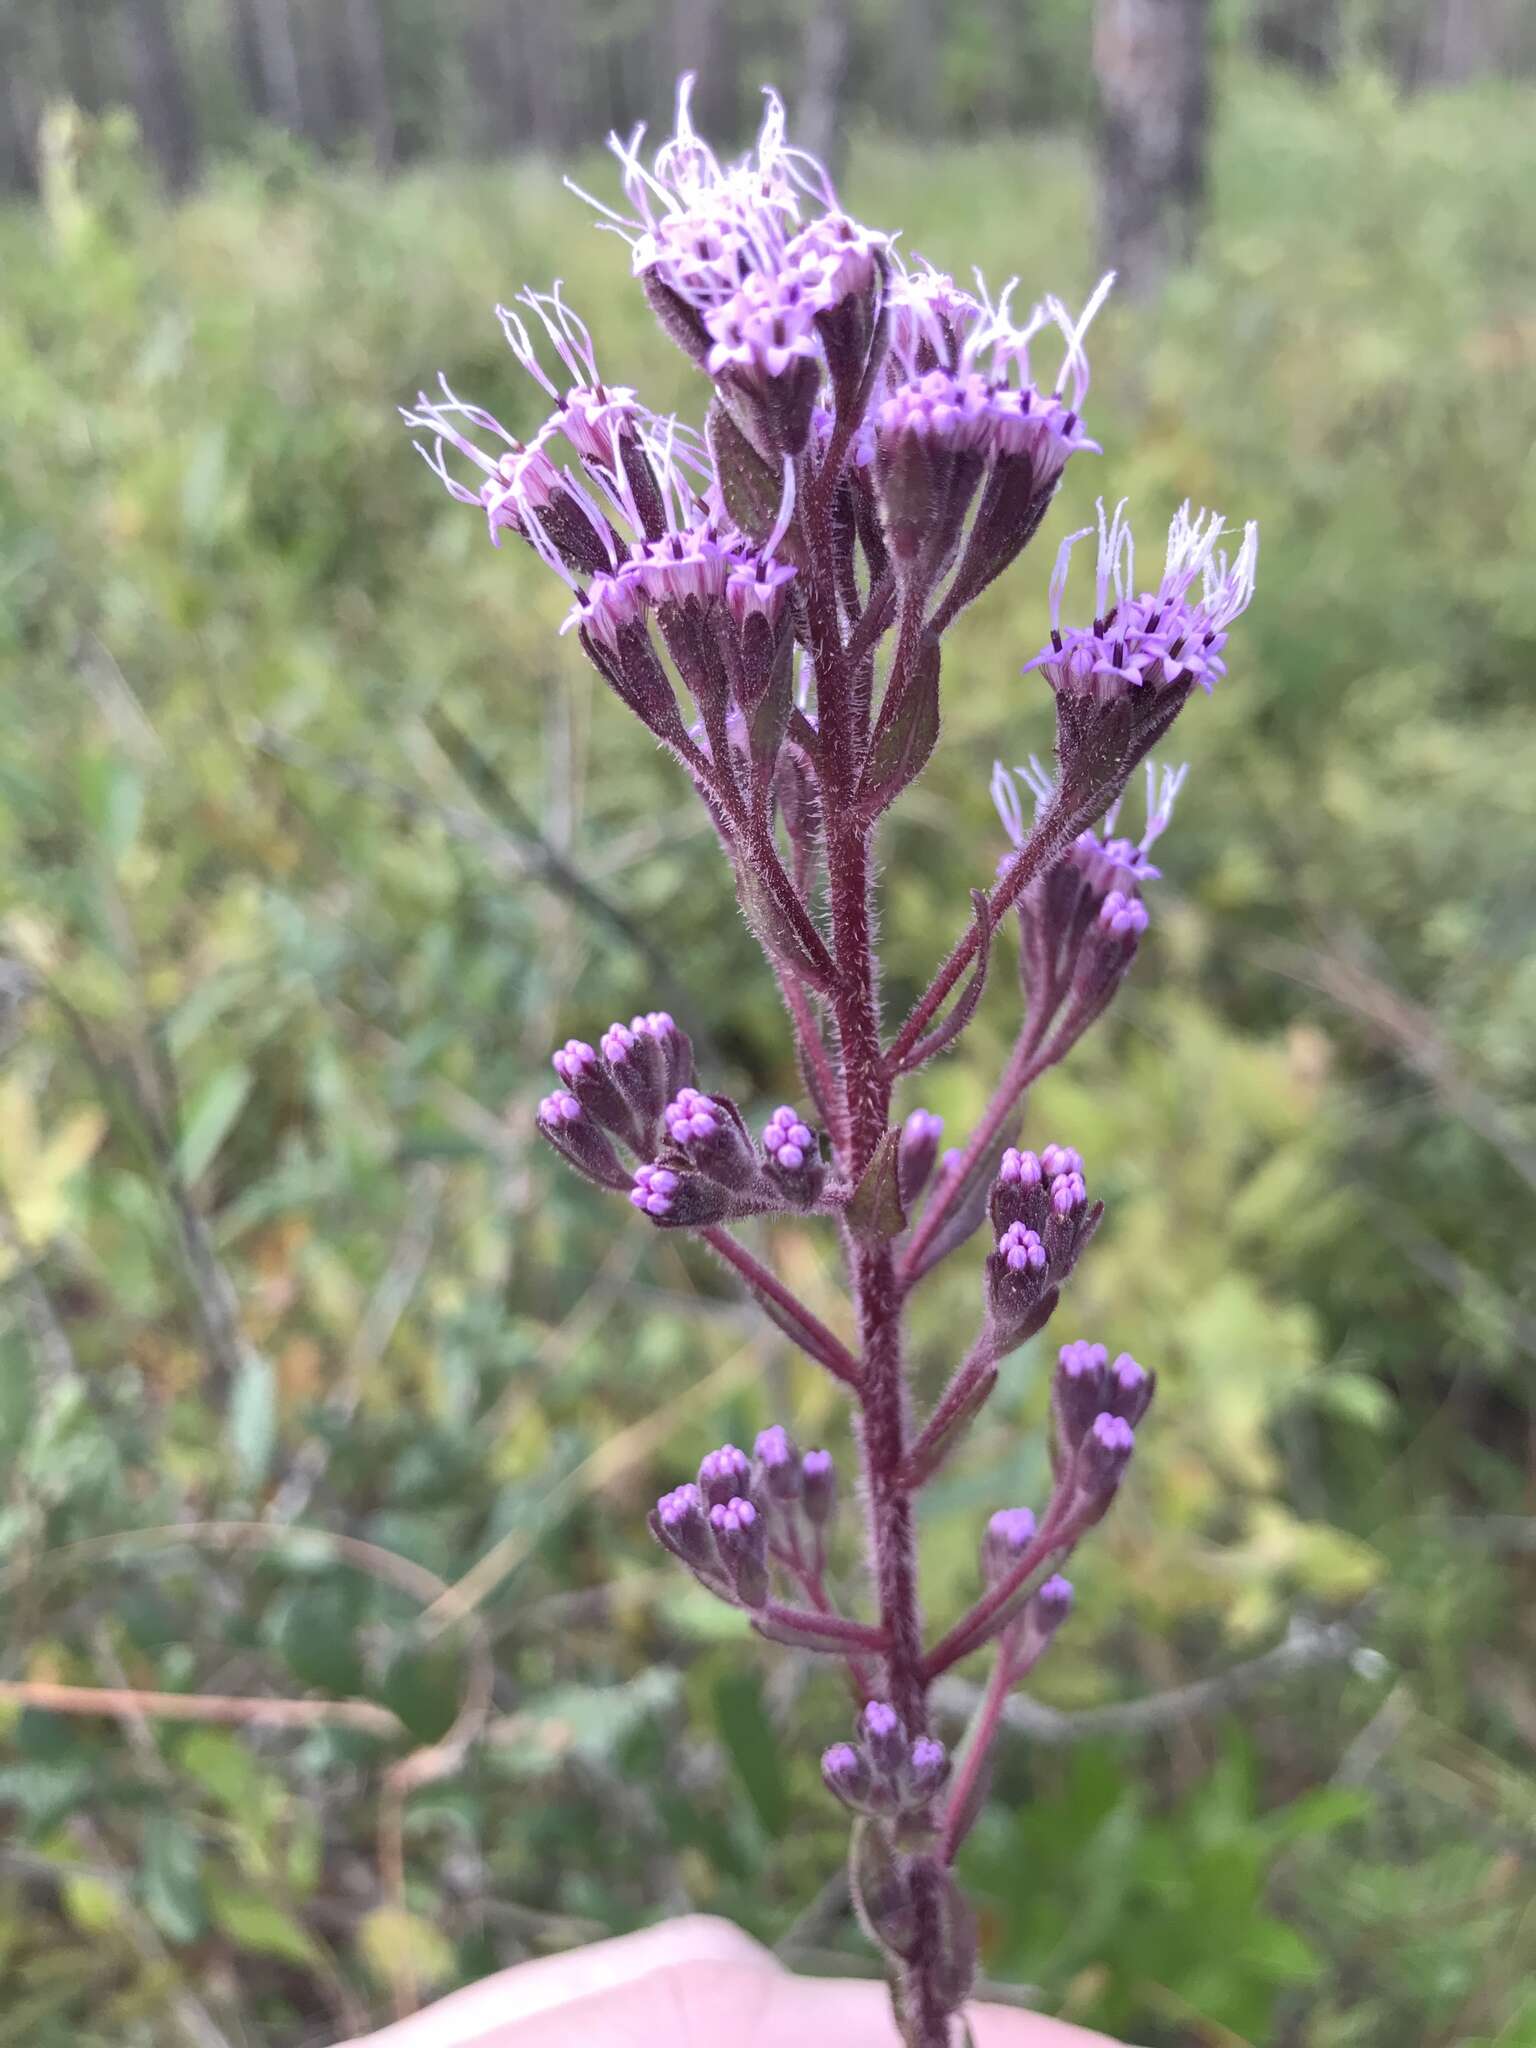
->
left=1051, top=1339, right=1156, bottom=1518
left=981, top=1143, right=1103, bottom=1353
left=994, top=757, right=1192, bottom=1047
left=652, top=1431, right=839, bottom=1607
left=822, top=1700, right=951, bottom=1819
left=536, top=1009, right=826, bottom=1228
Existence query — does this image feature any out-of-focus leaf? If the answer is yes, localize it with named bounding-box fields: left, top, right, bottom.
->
left=141, top=1815, right=206, bottom=1944
left=711, top=1670, right=789, bottom=1839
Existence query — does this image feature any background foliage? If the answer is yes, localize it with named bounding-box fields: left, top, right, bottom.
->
left=0, top=53, right=1533, bottom=2048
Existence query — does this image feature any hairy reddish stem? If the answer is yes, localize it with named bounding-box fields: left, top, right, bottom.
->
left=700, top=1226, right=861, bottom=1388
left=923, top=1493, right=1080, bottom=1682
left=888, top=806, right=1081, bottom=1073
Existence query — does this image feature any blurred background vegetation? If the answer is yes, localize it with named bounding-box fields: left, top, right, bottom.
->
left=1, top=3, right=1534, bottom=2045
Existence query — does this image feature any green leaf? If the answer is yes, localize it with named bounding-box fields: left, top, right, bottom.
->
left=859, top=631, right=940, bottom=811
left=711, top=1670, right=789, bottom=1838
left=77, top=750, right=144, bottom=864
left=141, top=1815, right=206, bottom=1944
left=846, top=1128, right=907, bottom=1243
left=62, top=1873, right=121, bottom=1934
left=178, top=1727, right=266, bottom=1817
left=358, top=1906, right=456, bottom=1996
left=228, top=1350, right=277, bottom=1487
left=206, top=1878, right=317, bottom=1966
left=707, top=397, right=790, bottom=548
left=268, top=1581, right=366, bottom=1698
left=176, top=1063, right=254, bottom=1184
left=378, top=1640, right=461, bottom=1745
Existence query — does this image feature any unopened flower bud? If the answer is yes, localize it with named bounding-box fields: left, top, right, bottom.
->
left=1105, top=1351, right=1155, bottom=1427
left=664, top=1086, right=760, bottom=1188
left=861, top=1700, right=907, bottom=1775
left=822, top=1741, right=873, bottom=1810
left=709, top=1495, right=770, bottom=1607
left=801, top=1447, right=837, bottom=1525
left=753, top=1424, right=803, bottom=1503
left=551, top=1036, right=638, bottom=1144
left=982, top=1506, right=1038, bottom=1585
left=1053, top=1339, right=1110, bottom=1451
left=907, top=1736, right=951, bottom=1803
left=760, top=1104, right=825, bottom=1204
left=650, top=1482, right=714, bottom=1571
left=898, top=1109, right=944, bottom=1208
left=698, top=1443, right=753, bottom=1508
left=536, top=1089, right=632, bottom=1190
left=1080, top=1412, right=1136, bottom=1496
left=1030, top=1573, right=1075, bottom=1636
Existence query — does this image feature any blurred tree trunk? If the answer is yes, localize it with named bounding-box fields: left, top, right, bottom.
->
left=118, top=0, right=200, bottom=192
left=798, top=0, right=852, bottom=178
left=228, top=0, right=270, bottom=118
left=1253, top=0, right=1340, bottom=77
left=896, top=0, right=940, bottom=135
left=1391, top=0, right=1522, bottom=87
left=464, top=2, right=520, bottom=156
left=58, top=0, right=109, bottom=114
left=249, top=0, right=304, bottom=135
left=1094, top=0, right=1210, bottom=299
left=670, top=0, right=736, bottom=140
left=0, top=0, right=38, bottom=195
left=325, top=0, right=395, bottom=167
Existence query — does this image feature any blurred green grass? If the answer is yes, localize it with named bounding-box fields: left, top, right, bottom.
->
left=0, top=62, right=1532, bottom=2048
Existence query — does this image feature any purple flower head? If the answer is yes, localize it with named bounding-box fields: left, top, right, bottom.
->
left=1026, top=496, right=1258, bottom=704
left=761, top=1104, right=815, bottom=1172
left=982, top=1505, right=1038, bottom=1584
left=822, top=1740, right=873, bottom=1810
left=494, top=285, right=642, bottom=472
left=861, top=1699, right=906, bottom=1772
left=885, top=257, right=987, bottom=375
left=761, top=1103, right=825, bottom=1206
left=553, top=1038, right=598, bottom=1087
left=907, top=1736, right=951, bottom=1801
left=753, top=1422, right=803, bottom=1503
left=898, top=1108, right=945, bottom=1208
left=1031, top=1573, right=1075, bottom=1634
left=698, top=1442, right=754, bottom=1508
left=536, top=1087, right=632, bottom=1192
left=709, top=1494, right=769, bottom=1606
left=667, top=1085, right=722, bottom=1145
left=1000, top=1145, right=1044, bottom=1188
left=998, top=1222, right=1046, bottom=1274
left=630, top=1162, right=680, bottom=1216
left=1053, top=1339, right=1111, bottom=1451
left=800, top=1447, right=837, bottom=1526
left=1106, top=1351, right=1156, bottom=1427
left=651, top=1480, right=714, bottom=1571
left=1040, top=1143, right=1082, bottom=1178
left=539, top=1088, right=581, bottom=1127
left=1081, top=1411, right=1136, bottom=1491
left=1050, top=1170, right=1087, bottom=1217
left=591, top=79, right=882, bottom=326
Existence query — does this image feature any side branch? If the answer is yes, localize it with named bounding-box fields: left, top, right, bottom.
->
left=922, top=1497, right=1080, bottom=1680
left=701, top=1225, right=861, bottom=1388
left=888, top=808, right=1078, bottom=1071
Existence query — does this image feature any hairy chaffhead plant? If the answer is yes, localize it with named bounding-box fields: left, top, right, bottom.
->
left=403, top=79, right=1256, bottom=2048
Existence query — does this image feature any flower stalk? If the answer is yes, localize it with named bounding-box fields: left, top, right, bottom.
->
left=406, top=74, right=1255, bottom=2047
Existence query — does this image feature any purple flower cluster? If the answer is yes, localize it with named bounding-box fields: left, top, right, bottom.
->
left=406, top=75, right=1256, bottom=2048
left=980, top=1142, right=1104, bottom=1353
left=652, top=1429, right=840, bottom=1618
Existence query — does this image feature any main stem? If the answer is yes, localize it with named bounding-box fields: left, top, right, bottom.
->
left=827, top=805, right=953, bottom=2047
